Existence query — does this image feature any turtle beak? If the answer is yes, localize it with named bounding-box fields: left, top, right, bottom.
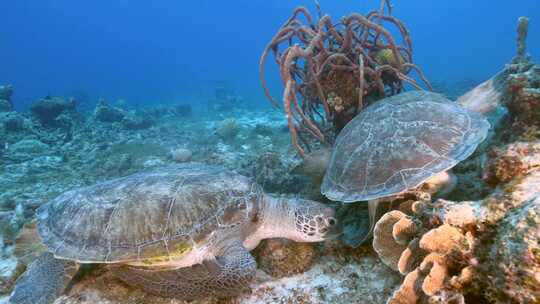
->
left=320, top=208, right=343, bottom=240
left=324, top=216, right=343, bottom=239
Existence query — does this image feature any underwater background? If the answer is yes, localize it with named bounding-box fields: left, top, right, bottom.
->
left=1, top=1, right=540, bottom=303
left=1, top=0, right=540, bottom=110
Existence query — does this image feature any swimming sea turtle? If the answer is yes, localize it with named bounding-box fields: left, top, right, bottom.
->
left=320, top=91, right=490, bottom=244
left=10, top=164, right=338, bottom=304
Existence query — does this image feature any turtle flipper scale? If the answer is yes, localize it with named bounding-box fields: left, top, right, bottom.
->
left=112, top=242, right=256, bottom=300
left=9, top=252, right=79, bottom=304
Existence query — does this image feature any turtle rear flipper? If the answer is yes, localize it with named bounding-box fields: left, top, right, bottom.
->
left=112, top=242, right=256, bottom=300
left=9, top=252, right=79, bottom=304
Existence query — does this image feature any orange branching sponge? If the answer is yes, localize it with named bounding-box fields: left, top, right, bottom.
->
left=259, top=0, right=431, bottom=156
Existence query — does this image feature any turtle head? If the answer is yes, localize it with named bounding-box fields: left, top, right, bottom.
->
left=290, top=198, right=340, bottom=242
left=255, top=196, right=340, bottom=243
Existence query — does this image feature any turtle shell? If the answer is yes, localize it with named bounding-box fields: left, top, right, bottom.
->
left=37, top=164, right=263, bottom=263
left=322, top=91, right=490, bottom=202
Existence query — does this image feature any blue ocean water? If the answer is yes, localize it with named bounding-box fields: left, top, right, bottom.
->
left=1, top=0, right=539, bottom=110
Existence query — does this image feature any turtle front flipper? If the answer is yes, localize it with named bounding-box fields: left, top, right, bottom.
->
left=112, top=242, right=256, bottom=300
left=9, top=252, right=79, bottom=304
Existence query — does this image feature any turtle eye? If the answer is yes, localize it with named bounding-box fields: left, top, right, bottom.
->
left=328, top=218, right=337, bottom=226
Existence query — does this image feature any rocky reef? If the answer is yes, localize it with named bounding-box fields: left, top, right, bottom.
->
left=0, top=87, right=310, bottom=302
left=373, top=163, right=540, bottom=303
left=0, top=9, right=539, bottom=304
left=370, top=18, right=540, bottom=303
left=0, top=85, right=14, bottom=113
left=0, top=87, right=400, bottom=303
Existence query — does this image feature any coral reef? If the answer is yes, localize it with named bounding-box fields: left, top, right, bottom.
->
left=0, top=247, right=23, bottom=295
left=0, top=9, right=538, bottom=304
left=216, top=118, right=240, bottom=141
left=0, top=85, right=13, bottom=112
left=254, top=239, right=316, bottom=278
left=515, top=17, right=530, bottom=62
left=0, top=105, right=315, bottom=302
left=20, top=246, right=399, bottom=304
left=260, top=0, right=431, bottom=156
left=170, top=148, right=193, bottom=163
left=458, top=18, right=539, bottom=145
left=0, top=204, right=25, bottom=242
left=120, top=115, right=154, bottom=130
left=372, top=19, right=539, bottom=301
left=208, top=86, right=244, bottom=112
left=505, top=63, right=540, bottom=132
left=174, top=104, right=192, bottom=117
left=6, top=139, right=50, bottom=162
left=93, top=100, right=154, bottom=130
left=0, top=100, right=11, bottom=113
left=93, top=100, right=126, bottom=123
left=483, top=141, right=540, bottom=185
left=30, top=96, right=78, bottom=129
left=0, top=112, right=28, bottom=134
left=497, top=16, right=539, bottom=136
left=486, top=197, right=539, bottom=304
left=240, top=152, right=306, bottom=194
left=372, top=140, right=540, bottom=303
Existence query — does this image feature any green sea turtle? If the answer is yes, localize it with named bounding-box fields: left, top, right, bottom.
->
left=319, top=91, right=490, bottom=245
left=9, top=164, right=338, bottom=303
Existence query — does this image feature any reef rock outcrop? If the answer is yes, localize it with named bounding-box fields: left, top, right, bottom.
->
left=30, top=96, right=79, bottom=130
left=373, top=140, right=540, bottom=304
left=486, top=196, right=539, bottom=303
left=0, top=85, right=13, bottom=112
left=93, top=100, right=126, bottom=123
